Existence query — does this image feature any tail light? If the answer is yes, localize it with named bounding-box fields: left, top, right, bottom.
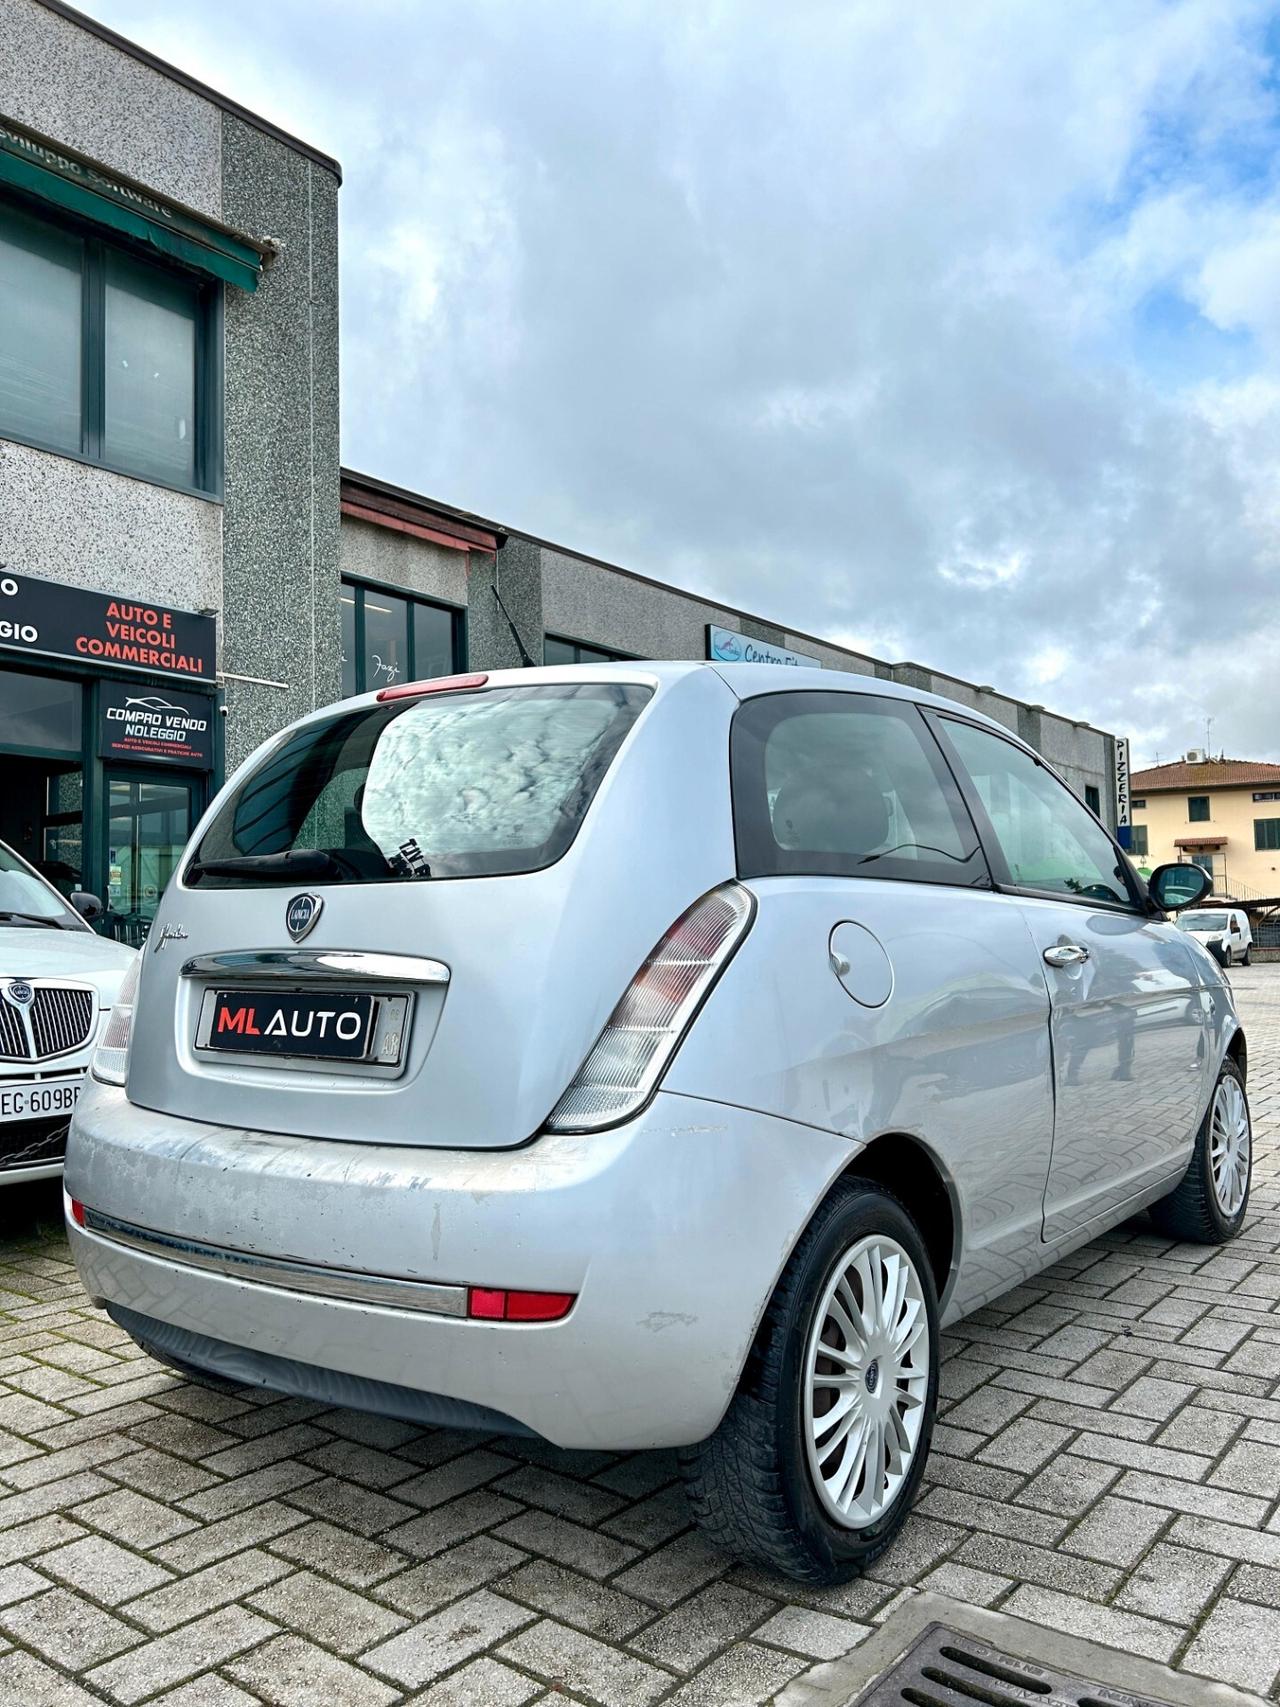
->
left=92, top=957, right=141, bottom=1087
left=546, top=882, right=755, bottom=1133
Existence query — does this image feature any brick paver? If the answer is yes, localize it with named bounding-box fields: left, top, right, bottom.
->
left=2, top=966, right=1279, bottom=1704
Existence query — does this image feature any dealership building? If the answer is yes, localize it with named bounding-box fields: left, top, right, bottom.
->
left=1, top=0, right=1121, bottom=941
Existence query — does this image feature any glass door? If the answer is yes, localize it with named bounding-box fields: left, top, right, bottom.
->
left=104, top=770, right=199, bottom=944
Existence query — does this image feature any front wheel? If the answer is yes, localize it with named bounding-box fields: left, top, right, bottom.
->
left=1243, top=946, right=1252, bottom=966
left=1150, top=1057, right=1251, bottom=1243
left=1224, top=947, right=1234, bottom=968
left=680, top=1182, right=939, bottom=1584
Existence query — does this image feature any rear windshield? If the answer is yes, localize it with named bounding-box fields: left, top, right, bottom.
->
left=187, top=682, right=652, bottom=886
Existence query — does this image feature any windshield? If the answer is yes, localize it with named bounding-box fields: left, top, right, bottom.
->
left=188, top=681, right=653, bottom=886
left=0, top=841, right=83, bottom=927
left=1178, top=912, right=1227, bottom=932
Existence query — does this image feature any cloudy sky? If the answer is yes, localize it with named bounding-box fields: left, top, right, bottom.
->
left=89, top=0, right=1280, bottom=764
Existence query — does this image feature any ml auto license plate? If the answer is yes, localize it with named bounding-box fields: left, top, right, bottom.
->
left=206, top=990, right=375, bottom=1061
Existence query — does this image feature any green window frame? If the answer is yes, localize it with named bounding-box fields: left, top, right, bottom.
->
left=1255, top=818, right=1280, bottom=851
left=543, top=634, right=638, bottom=665
left=0, top=190, right=221, bottom=497
left=1188, top=795, right=1211, bottom=822
left=340, top=577, right=466, bottom=698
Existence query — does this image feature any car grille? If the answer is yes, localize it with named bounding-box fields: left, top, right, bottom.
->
left=0, top=1115, right=71, bottom=1173
left=0, top=986, right=96, bottom=1062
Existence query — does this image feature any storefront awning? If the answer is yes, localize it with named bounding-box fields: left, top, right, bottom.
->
left=1175, top=835, right=1228, bottom=849
left=0, top=119, right=268, bottom=292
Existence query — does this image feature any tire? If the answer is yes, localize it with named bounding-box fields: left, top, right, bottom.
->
left=679, top=1182, right=939, bottom=1584
left=1243, top=947, right=1252, bottom=966
left=1224, top=947, right=1233, bottom=969
left=1149, top=1056, right=1251, bottom=1243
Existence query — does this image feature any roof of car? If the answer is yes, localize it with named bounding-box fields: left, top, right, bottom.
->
left=484, top=659, right=1022, bottom=732
left=291, top=660, right=1024, bottom=750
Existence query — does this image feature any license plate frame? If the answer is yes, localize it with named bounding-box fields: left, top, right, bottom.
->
left=203, top=989, right=377, bottom=1063
left=0, top=1079, right=82, bottom=1124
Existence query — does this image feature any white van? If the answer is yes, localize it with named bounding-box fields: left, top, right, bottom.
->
left=1177, top=906, right=1252, bottom=967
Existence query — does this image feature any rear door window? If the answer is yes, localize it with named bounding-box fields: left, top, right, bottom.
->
left=188, top=681, right=651, bottom=885
left=732, top=691, right=989, bottom=886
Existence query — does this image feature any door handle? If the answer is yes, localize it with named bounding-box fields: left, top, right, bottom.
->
left=1044, top=943, right=1090, bottom=968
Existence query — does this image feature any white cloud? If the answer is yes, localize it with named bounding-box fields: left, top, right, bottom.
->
left=87, top=0, right=1280, bottom=760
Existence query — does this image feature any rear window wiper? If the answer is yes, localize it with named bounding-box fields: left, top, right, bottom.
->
left=186, top=849, right=353, bottom=882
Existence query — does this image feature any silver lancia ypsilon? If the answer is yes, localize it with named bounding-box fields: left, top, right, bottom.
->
left=65, top=663, right=1249, bottom=1583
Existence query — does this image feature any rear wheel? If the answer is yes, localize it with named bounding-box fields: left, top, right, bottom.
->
left=1243, top=946, right=1252, bottom=966
left=1150, top=1057, right=1251, bottom=1243
left=680, top=1182, right=939, bottom=1584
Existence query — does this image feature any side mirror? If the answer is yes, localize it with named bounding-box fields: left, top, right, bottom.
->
left=1148, top=863, right=1211, bottom=912
left=70, top=890, right=104, bottom=923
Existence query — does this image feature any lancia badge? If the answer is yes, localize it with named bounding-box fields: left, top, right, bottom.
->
left=3, top=979, right=34, bottom=1008
left=286, top=893, right=323, bottom=942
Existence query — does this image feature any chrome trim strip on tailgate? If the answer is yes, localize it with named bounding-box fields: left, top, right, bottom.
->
left=180, top=950, right=450, bottom=985
left=80, top=1208, right=468, bottom=1318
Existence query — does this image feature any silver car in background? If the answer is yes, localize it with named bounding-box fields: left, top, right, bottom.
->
left=64, top=662, right=1249, bottom=1582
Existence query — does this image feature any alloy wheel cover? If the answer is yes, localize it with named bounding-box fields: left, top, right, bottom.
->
left=803, top=1233, right=930, bottom=1529
left=1210, top=1074, right=1250, bottom=1219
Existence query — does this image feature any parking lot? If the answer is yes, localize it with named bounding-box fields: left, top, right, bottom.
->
left=0, top=968, right=1277, bottom=1707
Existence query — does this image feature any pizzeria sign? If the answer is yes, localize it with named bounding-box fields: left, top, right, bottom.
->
left=0, top=570, right=215, bottom=681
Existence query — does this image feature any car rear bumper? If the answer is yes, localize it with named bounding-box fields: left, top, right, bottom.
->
left=64, top=1080, right=854, bottom=1448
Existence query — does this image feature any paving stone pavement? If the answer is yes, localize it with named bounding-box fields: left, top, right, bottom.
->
left=1, top=966, right=1279, bottom=1705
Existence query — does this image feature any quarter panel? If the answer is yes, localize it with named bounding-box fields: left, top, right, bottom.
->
left=665, top=878, right=1057, bottom=1313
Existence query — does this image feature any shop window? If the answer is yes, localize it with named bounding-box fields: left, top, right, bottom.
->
left=1130, top=825, right=1149, bottom=856
left=340, top=579, right=464, bottom=697
left=1188, top=795, right=1210, bottom=822
left=1255, top=819, right=1280, bottom=851
left=0, top=194, right=219, bottom=495
left=544, top=634, right=636, bottom=665
left=0, top=669, right=82, bottom=752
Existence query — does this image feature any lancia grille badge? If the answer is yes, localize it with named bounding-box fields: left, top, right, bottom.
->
left=3, top=979, right=34, bottom=1008
left=286, top=893, right=323, bottom=943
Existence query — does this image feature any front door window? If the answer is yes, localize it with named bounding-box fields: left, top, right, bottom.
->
left=941, top=719, right=1133, bottom=907
left=105, top=774, right=197, bottom=944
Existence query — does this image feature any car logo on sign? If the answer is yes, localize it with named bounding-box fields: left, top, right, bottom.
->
left=3, top=980, right=34, bottom=1008
left=286, top=893, right=323, bottom=942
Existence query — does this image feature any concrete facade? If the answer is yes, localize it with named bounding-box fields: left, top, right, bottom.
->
left=0, top=0, right=340, bottom=933
left=0, top=0, right=342, bottom=771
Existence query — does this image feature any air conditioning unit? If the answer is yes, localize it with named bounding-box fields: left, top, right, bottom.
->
left=1185, top=748, right=1207, bottom=763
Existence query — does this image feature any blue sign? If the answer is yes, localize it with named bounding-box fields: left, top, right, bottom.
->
left=706, top=624, right=821, bottom=669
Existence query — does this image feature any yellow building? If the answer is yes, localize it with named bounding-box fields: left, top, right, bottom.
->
left=1130, top=755, right=1280, bottom=901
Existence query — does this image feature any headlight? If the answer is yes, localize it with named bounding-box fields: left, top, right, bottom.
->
left=92, top=958, right=141, bottom=1086
left=546, top=882, right=755, bottom=1133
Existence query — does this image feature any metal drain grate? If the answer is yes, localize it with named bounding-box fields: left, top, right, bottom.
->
left=855, top=1624, right=1166, bottom=1707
